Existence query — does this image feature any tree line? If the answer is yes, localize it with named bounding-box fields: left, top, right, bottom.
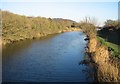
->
left=2, top=11, right=77, bottom=45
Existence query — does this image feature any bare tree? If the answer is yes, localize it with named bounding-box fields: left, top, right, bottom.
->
left=79, top=17, right=97, bottom=38
left=82, top=16, right=98, bottom=26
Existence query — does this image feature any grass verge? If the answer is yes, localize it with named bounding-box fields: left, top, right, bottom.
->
left=97, top=36, right=120, bottom=57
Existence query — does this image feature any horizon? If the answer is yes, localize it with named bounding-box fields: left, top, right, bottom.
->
left=1, top=2, right=118, bottom=26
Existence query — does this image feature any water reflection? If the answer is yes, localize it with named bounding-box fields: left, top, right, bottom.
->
left=3, top=32, right=92, bottom=82
left=79, top=52, right=98, bottom=82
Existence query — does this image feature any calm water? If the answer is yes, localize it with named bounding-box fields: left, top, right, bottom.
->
left=3, top=31, right=95, bottom=82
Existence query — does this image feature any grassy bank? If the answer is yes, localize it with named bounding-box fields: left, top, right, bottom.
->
left=80, top=18, right=120, bottom=82
left=2, top=11, right=79, bottom=45
left=97, top=36, right=120, bottom=57
left=84, top=36, right=120, bottom=82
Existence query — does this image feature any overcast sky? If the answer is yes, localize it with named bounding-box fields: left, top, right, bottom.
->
left=1, top=0, right=119, bottom=26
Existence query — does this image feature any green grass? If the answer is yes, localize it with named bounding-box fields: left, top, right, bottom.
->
left=107, top=42, right=119, bottom=52
left=97, top=36, right=120, bottom=57
left=97, top=36, right=107, bottom=45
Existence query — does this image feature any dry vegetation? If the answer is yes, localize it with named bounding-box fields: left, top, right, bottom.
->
left=80, top=17, right=120, bottom=82
left=2, top=11, right=79, bottom=45
left=79, top=17, right=97, bottom=39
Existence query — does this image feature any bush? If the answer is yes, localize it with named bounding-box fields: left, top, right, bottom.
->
left=79, top=17, right=97, bottom=39
left=2, top=11, right=76, bottom=44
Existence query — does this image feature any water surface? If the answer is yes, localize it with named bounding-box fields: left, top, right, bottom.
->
left=3, top=31, right=94, bottom=82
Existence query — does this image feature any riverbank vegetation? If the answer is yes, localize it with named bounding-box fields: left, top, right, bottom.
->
left=78, top=17, right=97, bottom=39
left=2, top=11, right=79, bottom=45
left=79, top=17, right=120, bottom=59
left=97, top=19, right=120, bottom=59
left=79, top=17, right=120, bottom=82
left=97, top=36, right=120, bottom=58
